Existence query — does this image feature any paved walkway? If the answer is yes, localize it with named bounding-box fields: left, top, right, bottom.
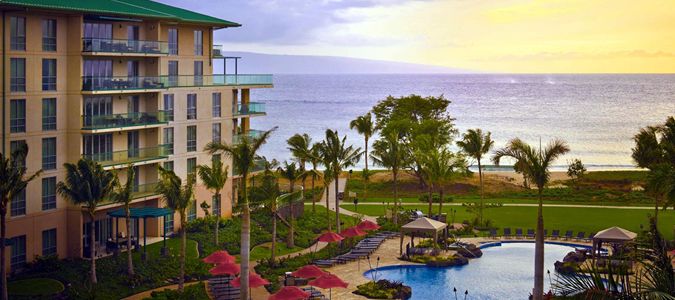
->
left=318, top=177, right=377, bottom=222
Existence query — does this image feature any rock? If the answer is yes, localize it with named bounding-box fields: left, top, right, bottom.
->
left=562, top=250, right=586, bottom=264
left=457, top=245, right=483, bottom=258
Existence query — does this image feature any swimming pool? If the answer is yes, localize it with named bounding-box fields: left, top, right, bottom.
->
left=363, top=242, right=585, bottom=300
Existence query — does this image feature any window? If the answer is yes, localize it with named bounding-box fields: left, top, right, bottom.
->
left=10, top=140, right=26, bottom=168
left=10, top=58, right=25, bottom=92
left=212, top=123, right=221, bottom=143
left=187, top=94, right=197, bottom=119
left=10, top=189, right=26, bottom=217
left=163, top=161, right=174, bottom=172
left=83, top=134, right=113, bottom=162
left=42, top=228, right=57, bottom=256
left=10, top=235, right=26, bottom=271
left=193, top=30, right=203, bottom=55
left=42, top=137, right=56, bottom=170
left=42, top=177, right=57, bottom=210
left=168, top=61, right=178, bottom=86
left=83, top=96, right=112, bottom=127
left=212, top=195, right=221, bottom=216
left=168, top=28, right=178, bottom=55
left=212, top=93, right=221, bottom=117
left=193, top=61, right=203, bottom=85
left=163, top=127, right=174, bottom=155
left=187, top=126, right=197, bottom=152
left=42, top=19, right=57, bottom=51
left=187, top=201, right=196, bottom=222
left=10, top=99, right=25, bottom=133
left=163, top=94, right=174, bottom=121
left=42, top=98, right=57, bottom=130
left=187, top=157, right=197, bottom=175
left=10, top=16, right=26, bottom=51
left=42, top=59, right=57, bottom=91
left=164, top=213, right=174, bottom=233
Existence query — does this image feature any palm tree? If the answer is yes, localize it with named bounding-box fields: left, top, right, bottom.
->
left=197, top=159, right=229, bottom=246
left=371, top=131, right=406, bottom=225
left=277, top=161, right=302, bottom=248
left=350, top=113, right=376, bottom=203
left=156, top=166, right=195, bottom=292
left=205, top=127, right=275, bottom=300
left=321, top=163, right=335, bottom=231
left=0, top=145, right=41, bottom=300
left=287, top=133, right=312, bottom=202
left=57, top=159, right=116, bottom=285
left=492, top=138, right=569, bottom=300
left=456, top=128, right=494, bottom=224
left=110, top=166, right=136, bottom=277
left=319, top=129, right=362, bottom=232
left=308, top=143, right=323, bottom=212
left=419, top=148, right=467, bottom=217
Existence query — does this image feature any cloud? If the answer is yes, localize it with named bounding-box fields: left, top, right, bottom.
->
left=492, top=50, right=675, bottom=61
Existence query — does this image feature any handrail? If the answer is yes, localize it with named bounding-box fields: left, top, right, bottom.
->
left=81, top=74, right=273, bottom=91
left=83, top=144, right=170, bottom=166
left=82, top=111, right=169, bottom=130
left=82, top=37, right=169, bottom=54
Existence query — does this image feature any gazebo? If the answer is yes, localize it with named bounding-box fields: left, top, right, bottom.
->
left=107, top=207, right=173, bottom=260
left=592, top=226, right=637, bottom=256
left=399, top=217, right=448, bottom=255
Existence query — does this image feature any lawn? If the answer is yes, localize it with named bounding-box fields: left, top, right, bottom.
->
left=249, top=242, right=303, bottom=261
left=8, top=278, right=64, bottom=298
left=353, top=194, right=655, bottom=206
left=341, top=204, right=675, bottom=239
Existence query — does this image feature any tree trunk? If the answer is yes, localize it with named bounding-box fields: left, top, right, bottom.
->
left=325, top=182, right=331, bottom=231
left=393, top=170, right=399, bottom=225
left=533, top=188, right=545, bottom=300
left=654, top=195, right=660, bottom=224
left=215, top=191, right=220, bottom=246
left=311, top=175, right=316, bottom=212
left=179, top=212, right=186, bottom=292
left=271, top=210, right=277, bottom=264
left=1, top=207, right=8, bottom=300
left=438, top=189, right=444, bottom=217
left=478, top=159, right=484, bottom=225
left=364, top=137, right=369, bottom=203
left=287, top=184, right=295, bottom=248
left=89, top=211, right=98, bottom=284
left=240, top=172, right=250, bottom=300
left=334, top=176, right=341, bottom=233
left=427, top=185, right=433, bottom=217
left=126, top=208, right=134, bottom=276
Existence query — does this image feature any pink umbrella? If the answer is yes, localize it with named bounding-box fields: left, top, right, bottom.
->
left=203, top=250, right=236, bottom=264
left=209, top=262, right=240, bottom=276
left=316, top=231, right=344, bottom=243
left=230, top=272, right=270, bottom=288
left=308, top=273, right=349, bottom=299
left=268, top=286, right=310, bottom=300
left=339, top=227, right=366, bottom=238
left=292, top=265, right=328, bottom=279
left=356, top=220, right=381, bottom=231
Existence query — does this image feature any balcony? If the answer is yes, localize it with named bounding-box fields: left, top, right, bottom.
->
left=232, top=129, right=264, bottom=144
left=82, top=74, right=273, bottom=93
left=98, top=182, right=159, bottom=207
left=83, top=144, right=170, bottom=168
left=82, top=38, right=168, bottom=55
left=82, top=111, right=170, bottom=131
left=233, top=102, right=266, bottom=117
left=234, top=158, right=265, bottom=177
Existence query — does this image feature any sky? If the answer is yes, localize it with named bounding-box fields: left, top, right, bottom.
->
left=160, top=0, right=675, bottom=73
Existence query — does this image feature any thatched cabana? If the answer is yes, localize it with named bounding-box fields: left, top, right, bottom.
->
left=399, top=217, right=448, bottom=255
left=592, top=226, right=637, bottom=256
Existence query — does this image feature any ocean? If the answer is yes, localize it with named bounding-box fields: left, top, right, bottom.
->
left=248, top=74, right=675, bottom=171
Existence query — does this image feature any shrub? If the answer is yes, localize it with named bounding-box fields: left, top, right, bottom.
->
left=146, top=282, right=208, bottom=299
left=417, top=193, right=452, bottom=203
left=353, top=280, right=412, bottom=299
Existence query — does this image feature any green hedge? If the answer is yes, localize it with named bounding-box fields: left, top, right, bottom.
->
left=145, top=282, right=208, bottom=300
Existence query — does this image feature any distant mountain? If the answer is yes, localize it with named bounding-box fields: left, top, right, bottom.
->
left=213, top=51, right=470, bottom=74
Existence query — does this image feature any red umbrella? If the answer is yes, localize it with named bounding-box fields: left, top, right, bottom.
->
left=268, top=286, right=310, bottom=300
left=291, top=265, right=328, bottom=279
left=356, top=220, right=381, bottom=231
left=308, top=273, right=349, bottom=299
left=203, top=250, right=236, bottom=264
left=317, top=231, right=344, bottom=243
left=339, top=227, right=366, bottom=238
left=209, top=262, right=240, bottom=276
left=230, top=272, right=270, bottom=288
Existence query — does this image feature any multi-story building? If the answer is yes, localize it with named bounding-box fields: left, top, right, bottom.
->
left=0, top=0, right=271, bottom=272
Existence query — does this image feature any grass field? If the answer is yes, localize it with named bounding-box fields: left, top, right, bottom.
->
left=249, top=242, right=303, bottom=261
left=341, top=204, right=675, bottom=239
left=354, top=195, right=655, bottom=207
left=8, top=278, right=64, bottom=297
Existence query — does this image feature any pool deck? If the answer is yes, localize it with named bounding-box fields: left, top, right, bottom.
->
left=322, top=236, right=592, bottom=299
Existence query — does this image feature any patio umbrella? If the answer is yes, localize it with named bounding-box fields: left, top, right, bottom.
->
left=209, top=262, right=240, bottom=276
left=317, top=231, right=344, bottom=243
left=202, top=250, right=236, bottom=264
left=356, top=220, right=381, bottom=231
left=230, top=271, right=270, bottom=300
left=292, top=265, right=328, bottom=279
left=339, top=227, right=366, bottom=238
left=268, top=286, right=310, bottom=300
left=308, top=273, right=349, bottom=300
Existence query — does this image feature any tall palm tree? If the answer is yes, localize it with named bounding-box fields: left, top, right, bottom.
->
left=322, top=163, right=334, bottom=231
left=371, top=131, right=406, bottom=225
left=197, top=159, right=229, bottom=246
left=350, top=113, right=376, bottom=203
left=205, top=127, right=275, bottom=300
left=492, top=138, right=569, bottom=300
left=0, top=145, right=41, bottom=300
left=156, top=166, right=195, bottom=292
left=308, top=143, right=322, bottom=212
left=110, top=166, right=136, bottom=277
left=57, top=159, right=116, bottom=285
left=419, top=148, right=467, bottom=217
left=287, top=133, right=312, bottom=202
left=277, top=161, right=302, bottom=248
left=457, top=129, right=494, bottom=224
left=320, top=129, right=362, bottom=232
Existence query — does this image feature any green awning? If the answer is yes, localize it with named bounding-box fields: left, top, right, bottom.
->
left=107, top=207, right=172, bottom=219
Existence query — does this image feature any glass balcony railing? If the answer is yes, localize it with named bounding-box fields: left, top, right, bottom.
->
left=82, top=75, right=273, bottom=91
left=82, top=111, right=170, bottom=130
left=82, top=38, right=168, bottom=54
left=232, top=129, right=264, bottom=144
left=213, top=45, right=224, bottom=58
left=234, top=158, right=265, bottom=176
left=233, top=102, right=266, bottom=116
left=98, top=182, right=159, bottom=206
left=83, top=144, right=170, bottom=167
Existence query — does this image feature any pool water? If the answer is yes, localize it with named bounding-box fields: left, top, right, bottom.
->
left=363, top=242, right=582, bottom=300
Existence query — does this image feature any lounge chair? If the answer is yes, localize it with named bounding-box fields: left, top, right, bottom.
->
left=584, top=232, right=595, bottom=243
left=503, top=228, right=512, bottom=239
left=575, top=232, right=586, bottom=241
left=515, top=228, right=523, bottom=239
left=526, top=229, right=535, bottom=239
left=551, top=230, right=560, bottom=240
left=543, top=229, right=548, bottom=239
left=564, top=230, right=573, bottom=240
left=489, top=228, right=498, bottom=239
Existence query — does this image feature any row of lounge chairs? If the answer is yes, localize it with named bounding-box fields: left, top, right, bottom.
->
left=489, top=228, right=595, bottom=242
left=208, top=276, right=240, bottom=300
left=302, top=287, right=328, bottom=300
left=313, top=231, right=399, bottom=267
